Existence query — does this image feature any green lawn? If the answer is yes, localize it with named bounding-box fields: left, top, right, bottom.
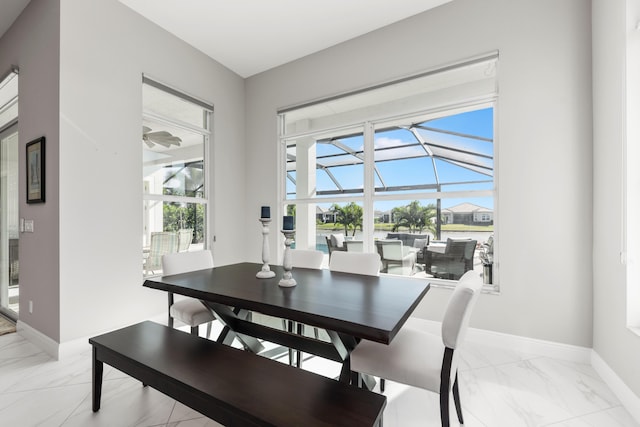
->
left=315, top=223, right=493, bottom=233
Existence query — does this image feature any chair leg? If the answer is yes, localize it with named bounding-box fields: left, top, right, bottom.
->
left=452, top=372, right=464, bottom=424
left=440, top=347, right=455, bottom=427
left=380, top=378, right=385, bottom=392
left=439, top=386, right=450, bottom=427
left=190, top=325, right=198, bottom=336
left=167, top=293, right=174, bottom=328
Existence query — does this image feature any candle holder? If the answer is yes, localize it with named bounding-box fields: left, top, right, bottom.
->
left=256, top=218, right=276, bottom=279
left=279, top=229, right=296, bottom=287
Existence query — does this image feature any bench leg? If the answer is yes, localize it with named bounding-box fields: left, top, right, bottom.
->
left=92, top=347, right=103, bottom=412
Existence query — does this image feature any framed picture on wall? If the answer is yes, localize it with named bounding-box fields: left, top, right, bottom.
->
left=26, top=136, right=45, bottom=204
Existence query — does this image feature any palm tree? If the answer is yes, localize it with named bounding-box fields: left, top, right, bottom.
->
left=331, top=202, right=363, bottom=236
left=392, top=200, right=437, bottom=234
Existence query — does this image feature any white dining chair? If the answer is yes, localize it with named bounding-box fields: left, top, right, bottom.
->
left=329, top=251, right=380, bottom=276
left=162, top=250, right=216, bottom=338
left=290, top=249, right=324, bottom=269
left=287, top=249, right=325, bottom=365
left=350, top=270, right=483, bottom=427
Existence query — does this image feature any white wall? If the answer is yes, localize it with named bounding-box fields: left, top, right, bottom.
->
left=0, top=0, right=61, bottom=340
left=57, top=0, right=246, bottom=342
left=593, top=0, right=640, bottom=398
left=246, top=0, right=594, bottom=346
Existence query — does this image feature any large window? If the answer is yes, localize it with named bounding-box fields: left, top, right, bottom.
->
left=280, top=55, right=497, bottom=287
left=142, top=78, right=212, bottom=277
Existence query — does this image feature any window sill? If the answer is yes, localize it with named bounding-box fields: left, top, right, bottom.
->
left=428, top=280, right=500, bottom=295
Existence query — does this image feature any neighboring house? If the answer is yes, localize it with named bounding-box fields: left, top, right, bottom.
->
left=375, top=210, right=393, bottom=224
left=316, top=206, right=338, bottom=223
left=442, top=203, right=493, bottom=226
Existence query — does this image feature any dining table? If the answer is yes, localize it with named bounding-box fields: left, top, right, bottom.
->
left=143, top=262, right=431, bottom=384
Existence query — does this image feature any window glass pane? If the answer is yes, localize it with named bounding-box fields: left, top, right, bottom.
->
left=143, top=201, right=206, bottom=245
left=286, top=201, right=364, bottom=253
left=143, top=200, right=206, bottom=276
left=143, top=119, right=205, bottom=198
left=285, top=132, right=364, bottom=199
left=374, top=107, right=493, bottom=195
left=373, top=197, right=493, bottom=281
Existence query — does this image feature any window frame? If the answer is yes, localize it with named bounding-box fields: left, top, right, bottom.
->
left=278, top=59, right=498, bottom=291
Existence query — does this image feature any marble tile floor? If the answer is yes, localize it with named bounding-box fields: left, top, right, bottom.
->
left=0, top=322, right=637, bottom=427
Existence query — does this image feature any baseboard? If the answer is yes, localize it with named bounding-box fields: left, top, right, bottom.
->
left=591, top=351, right=640, bottom=422
left=17, top=313, right=169, bottom=361
left=465, top=326, right=592, bottom=364
left=16, top=320, right=60, bottom=360
left=57, top=313, right=170, bottom=359
left=411, top=318, right=591, bottom=363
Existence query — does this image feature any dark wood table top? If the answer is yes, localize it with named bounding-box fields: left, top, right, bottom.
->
left=144, top=262, right=430, bottom=345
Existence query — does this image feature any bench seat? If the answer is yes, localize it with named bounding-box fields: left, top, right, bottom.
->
left=89, top=321, right=385, bottom=427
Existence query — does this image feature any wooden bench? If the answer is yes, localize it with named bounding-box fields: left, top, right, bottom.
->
left=89, top=321, right=386, bottom=427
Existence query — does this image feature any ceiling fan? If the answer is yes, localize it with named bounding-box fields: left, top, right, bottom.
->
left=142, top=126, right=182, bottom=148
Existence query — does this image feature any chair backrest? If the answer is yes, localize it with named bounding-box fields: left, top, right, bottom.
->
left=329, top=251, right=380, bottom=276
left=441, top=270, right=483, bottom=350
left=147, top=232, right=178, bottom=270
left=345, top=240, right=364, bottom=252
left=162, top=249, right=214, bottom=275
left=177, top=228, right=194, bottom=252
left=290, top=249, right=324, bottom=269
left=380, top=240, right=403, bottom=261
left=444, top=238, right=477, bottom=261
left=412, top=236, right=430, bottom=250
left=329, top=233, right=345, bottom=248
left=326, top=234, right=346, bottom=255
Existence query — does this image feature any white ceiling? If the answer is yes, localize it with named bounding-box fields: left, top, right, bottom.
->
left=118, top=0, right=451, bottom=77
left=0, top=0, right=451, bottom=78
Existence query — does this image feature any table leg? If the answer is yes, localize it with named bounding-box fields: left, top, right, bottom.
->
left=92, top=347, right=103, bottom=412
left=204, top=303, right=265, bottom=354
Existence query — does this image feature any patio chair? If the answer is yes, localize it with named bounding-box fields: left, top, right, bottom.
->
left=325, top=233, right=347, bottom=258
left=345, top=240, right=364, bottom=252
left=425, top=238, right=477, bottom=280
left=143, top=232, right=178, bottom=275
left=379, top=240, right=416, bottom=275
left=162, top=250, right=216, bottom=338
left=350, top=270, right=483, bottom=427
left=177, top=228, right=194, bottom=252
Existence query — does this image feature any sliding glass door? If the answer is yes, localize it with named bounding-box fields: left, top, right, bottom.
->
left=0, top=124, right=18, bottom=320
